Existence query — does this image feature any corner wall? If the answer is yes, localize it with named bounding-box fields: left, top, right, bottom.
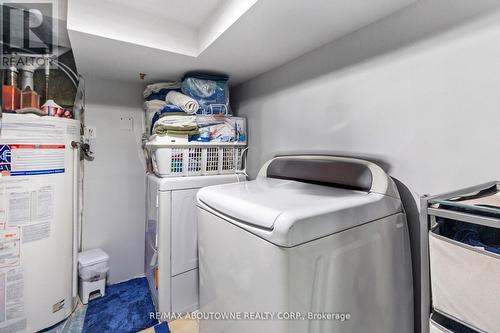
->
left=82, top=77, right=146, bottom=284
left=232, top=1, right=500, bottom=332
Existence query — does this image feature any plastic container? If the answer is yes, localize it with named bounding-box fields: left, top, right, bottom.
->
left=181, top=72, right=230, bottom=115
left=78, top=248, right=109, bottom=304
left=149, top=144, right=246, bottom=177
left=20, top=87, right=40, bottom=109
left=2, top=85, right=20, bottom=112
left=429, top=226, right=500, bottom=333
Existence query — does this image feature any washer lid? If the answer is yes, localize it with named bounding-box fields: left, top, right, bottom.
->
left=197, top=155, right=403, bottom=247
left=197, top=178, right=402, bottom=246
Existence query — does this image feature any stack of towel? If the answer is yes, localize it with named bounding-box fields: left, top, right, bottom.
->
left=143, top=81, right=200, bottom=137
left=143, top=75, right=245, bottom=143
left=152, top=115, right=198, bottom=137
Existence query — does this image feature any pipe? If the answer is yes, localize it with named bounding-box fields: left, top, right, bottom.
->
left=71, top=141, right=79, bottom=298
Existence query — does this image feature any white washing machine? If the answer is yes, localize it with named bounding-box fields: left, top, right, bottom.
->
left=197, top=155, right=413, bottom=333
left=145, top=173, right=245, bottom=315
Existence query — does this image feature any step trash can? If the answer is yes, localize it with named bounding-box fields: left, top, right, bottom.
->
left=78, top=248, right=109, bottom=304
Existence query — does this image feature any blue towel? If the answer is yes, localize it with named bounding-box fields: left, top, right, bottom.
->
left=161, top=104, right=183, bottom=113
left=438, top=219, right=500, bottom=254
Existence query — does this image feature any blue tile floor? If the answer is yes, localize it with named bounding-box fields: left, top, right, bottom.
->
left=43, top=300, right=87, bottom=333
left=82, top=277, right=159, bottom=333
left=42, top=277, right=165, bottom=333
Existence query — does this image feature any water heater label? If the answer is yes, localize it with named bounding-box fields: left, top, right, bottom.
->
left=0, top=144, right=65, bottom=176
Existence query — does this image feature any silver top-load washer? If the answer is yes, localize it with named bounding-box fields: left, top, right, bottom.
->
left=197, top=155, right=413, bottom=333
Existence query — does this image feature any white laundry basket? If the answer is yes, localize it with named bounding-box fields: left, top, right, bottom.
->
left=429, top=226, right=500, bottom=333
left=78, top=248, right=109, bottom=304
left=149, top=143, right=247, bottom=177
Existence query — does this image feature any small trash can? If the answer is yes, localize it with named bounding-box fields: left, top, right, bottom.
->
left=78, top=248, right=109, bottom=304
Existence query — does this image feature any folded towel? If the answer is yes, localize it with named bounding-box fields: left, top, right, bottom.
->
left=165, top=91, right=199, bottom=114
left=153, top=115, right=197, bottom=132
left=143, top=100, right=167, bottom=113
left=143, top=81, right=181, bottom=99
left=161, top=129, right=200, bottom=136
left=145, top=102, right=186, bottom=134
left=150, top=111, right=187, bottom=133
left=154, top=126, right=198, bottom=136
left=196, top=115, right=224, bottom=127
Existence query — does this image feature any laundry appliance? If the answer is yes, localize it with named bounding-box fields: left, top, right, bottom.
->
left=197, top=155, right=414, bottom=333
left=145, top=173, right=246, bottom=315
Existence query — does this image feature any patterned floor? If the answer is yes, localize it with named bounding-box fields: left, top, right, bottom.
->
left=82, top=278, right=159, bottom=333
left=43, top=277, right=167, bottom=333
left=43, top=300, right=87, bottom=333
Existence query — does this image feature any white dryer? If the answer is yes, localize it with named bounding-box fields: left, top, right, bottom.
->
left=197, top=155, right=413, bottom=333
left=145, top=173, right=245, bottom=315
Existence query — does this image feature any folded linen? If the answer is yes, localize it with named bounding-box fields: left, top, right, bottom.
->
left=165, top=91, right=199, bottom=114
left=205, top=122, right=236, bottom=142
left=196, top=115, right=224, bottom=127
left=143, top=81, right=181, bottom=99
left=143, top=100, right=167, bottom=113
left=160, top=128, right=199, bottom=136
left=144, top=101, right=183, bottom=117
left=152, top=115, right=197, bottom=135
left=150, top=111, right=187, bottom=133
left=145, top=102, right=186, bottom=134
left=144, top=100, right=166, bottom=134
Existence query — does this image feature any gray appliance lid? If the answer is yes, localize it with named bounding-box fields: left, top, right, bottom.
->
left=197, top=155, right=402, bottom=247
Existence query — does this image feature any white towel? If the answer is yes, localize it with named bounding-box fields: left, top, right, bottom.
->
left=143, top=100, right=166, bottom=131
left=155, top=115, right=197, bottom=128
left=165, top=91, right=199, bottom=114
left=143, top=100, right=167, bottom=113
left=143, top=81, right=181, bottom=98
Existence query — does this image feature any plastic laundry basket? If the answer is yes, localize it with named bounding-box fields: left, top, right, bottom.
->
left=150, top=144, right=246, bottom=177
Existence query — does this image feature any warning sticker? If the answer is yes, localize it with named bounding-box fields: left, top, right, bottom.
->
left=0, top=228, right=20, bottom=268
left=0, top=144, right=65, bottom=176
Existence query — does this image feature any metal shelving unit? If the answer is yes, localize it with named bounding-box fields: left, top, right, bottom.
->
left=420, top=181, right=500, bottom=333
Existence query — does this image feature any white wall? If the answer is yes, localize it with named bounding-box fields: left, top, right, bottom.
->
left=82, top=77, right=146, bottom=284
left=232, top=1, right=500, bottom=332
